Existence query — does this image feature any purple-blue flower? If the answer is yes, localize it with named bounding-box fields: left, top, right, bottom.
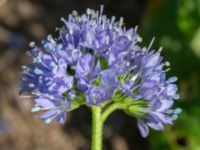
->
left=20, top=6, right=180, bottom=137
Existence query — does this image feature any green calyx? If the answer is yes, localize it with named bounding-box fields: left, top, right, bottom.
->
left=125, top=100, right=149, bottom=118
left=103, top=95, right=149, bottom=118
left=64, top=90, right=86, bottom=112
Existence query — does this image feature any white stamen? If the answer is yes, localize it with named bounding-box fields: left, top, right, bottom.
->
left=29, top=41, right=35, bottom=47
left=147, top=37, right=155, bottom=51
left=45, top=118, right=52, bottom=124
left=60, top=17, right=65, bottom=22
left=105, top=36, right=109, bottom=44
left=127, top=34, right=132, bottom=40
left=174, top=108, right=182, bottom=114
left=111, top=16, right=116, bottom=24
left=119, top=17, right=124, bottom=26
left=47, top=35, right=55, bottom=43
left=172, top=114, right=178, bottom=120
left=158, top=46, right=163, bottom=52
left=31, top=107, right=40, bottom=112
left=86, top=8, right=91, bottom=15
left=165, top=61, right=170, bottom=66
left=28, top=83, right=35, bottom=88
left=20, top=95, right=33, bottom=99
left=134, top=25, right=138, bottom=32
left=72, top=10, right=78, bottom=16
left=99, top=5, right=104, bottom=23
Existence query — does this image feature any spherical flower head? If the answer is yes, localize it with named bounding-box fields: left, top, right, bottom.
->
left=20, top=6, right=181, bottom=137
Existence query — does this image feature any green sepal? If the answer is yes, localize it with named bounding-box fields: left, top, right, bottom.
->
left=63, top=90, right=86, bottom=112
left=99, top=56, right=108, bottom=69
left=111, top=95, right=149, bottom=118
left=67, top=98, right=85, bottom=112
left=117, top=74, right=128, bottom=83
left=92, top=78, right=101, bottom=86
left=124, top=100, right=149, bottom=118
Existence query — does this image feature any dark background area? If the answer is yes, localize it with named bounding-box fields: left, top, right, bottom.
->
left=0, top=0, right=199, bottom=149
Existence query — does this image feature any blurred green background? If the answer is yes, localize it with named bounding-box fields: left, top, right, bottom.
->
left=142, top=0, right=200, bottom=150
left=0, top=0, right=199, bottom=149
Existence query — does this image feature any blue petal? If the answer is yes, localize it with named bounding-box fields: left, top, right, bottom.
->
left=56, top=110, right=67, bottom=124
left=137, top=119, right=149, bottom=138
left=35, top=98, right=55, bottom=108
left=39, top=109, right=60, bottom=123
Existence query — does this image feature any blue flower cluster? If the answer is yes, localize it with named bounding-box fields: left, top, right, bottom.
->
left=20, top=6, right=180, bottom=137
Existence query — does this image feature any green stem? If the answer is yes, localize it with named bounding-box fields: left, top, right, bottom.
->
left=101, top=99, right=112, bottom=107
left=91, top=102, right=127, bottom=150
left=101, top=103, right=125, bottom=123
left=91, top=106, right=103, bottom=150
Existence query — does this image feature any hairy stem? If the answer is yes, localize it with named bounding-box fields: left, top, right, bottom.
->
left=91, top=106, right=103, bottom=150
left=91, top=101, right=127, bottom=150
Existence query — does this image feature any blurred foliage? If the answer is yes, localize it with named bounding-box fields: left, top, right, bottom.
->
left=142, top=0, right=200, bottom=149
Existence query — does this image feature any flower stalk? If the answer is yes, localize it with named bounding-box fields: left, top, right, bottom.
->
left=91, top=102, right=127, bottom=150
left=101, top=103, right=125, bottom=123
left=91, top=106, right=103, bottom=150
